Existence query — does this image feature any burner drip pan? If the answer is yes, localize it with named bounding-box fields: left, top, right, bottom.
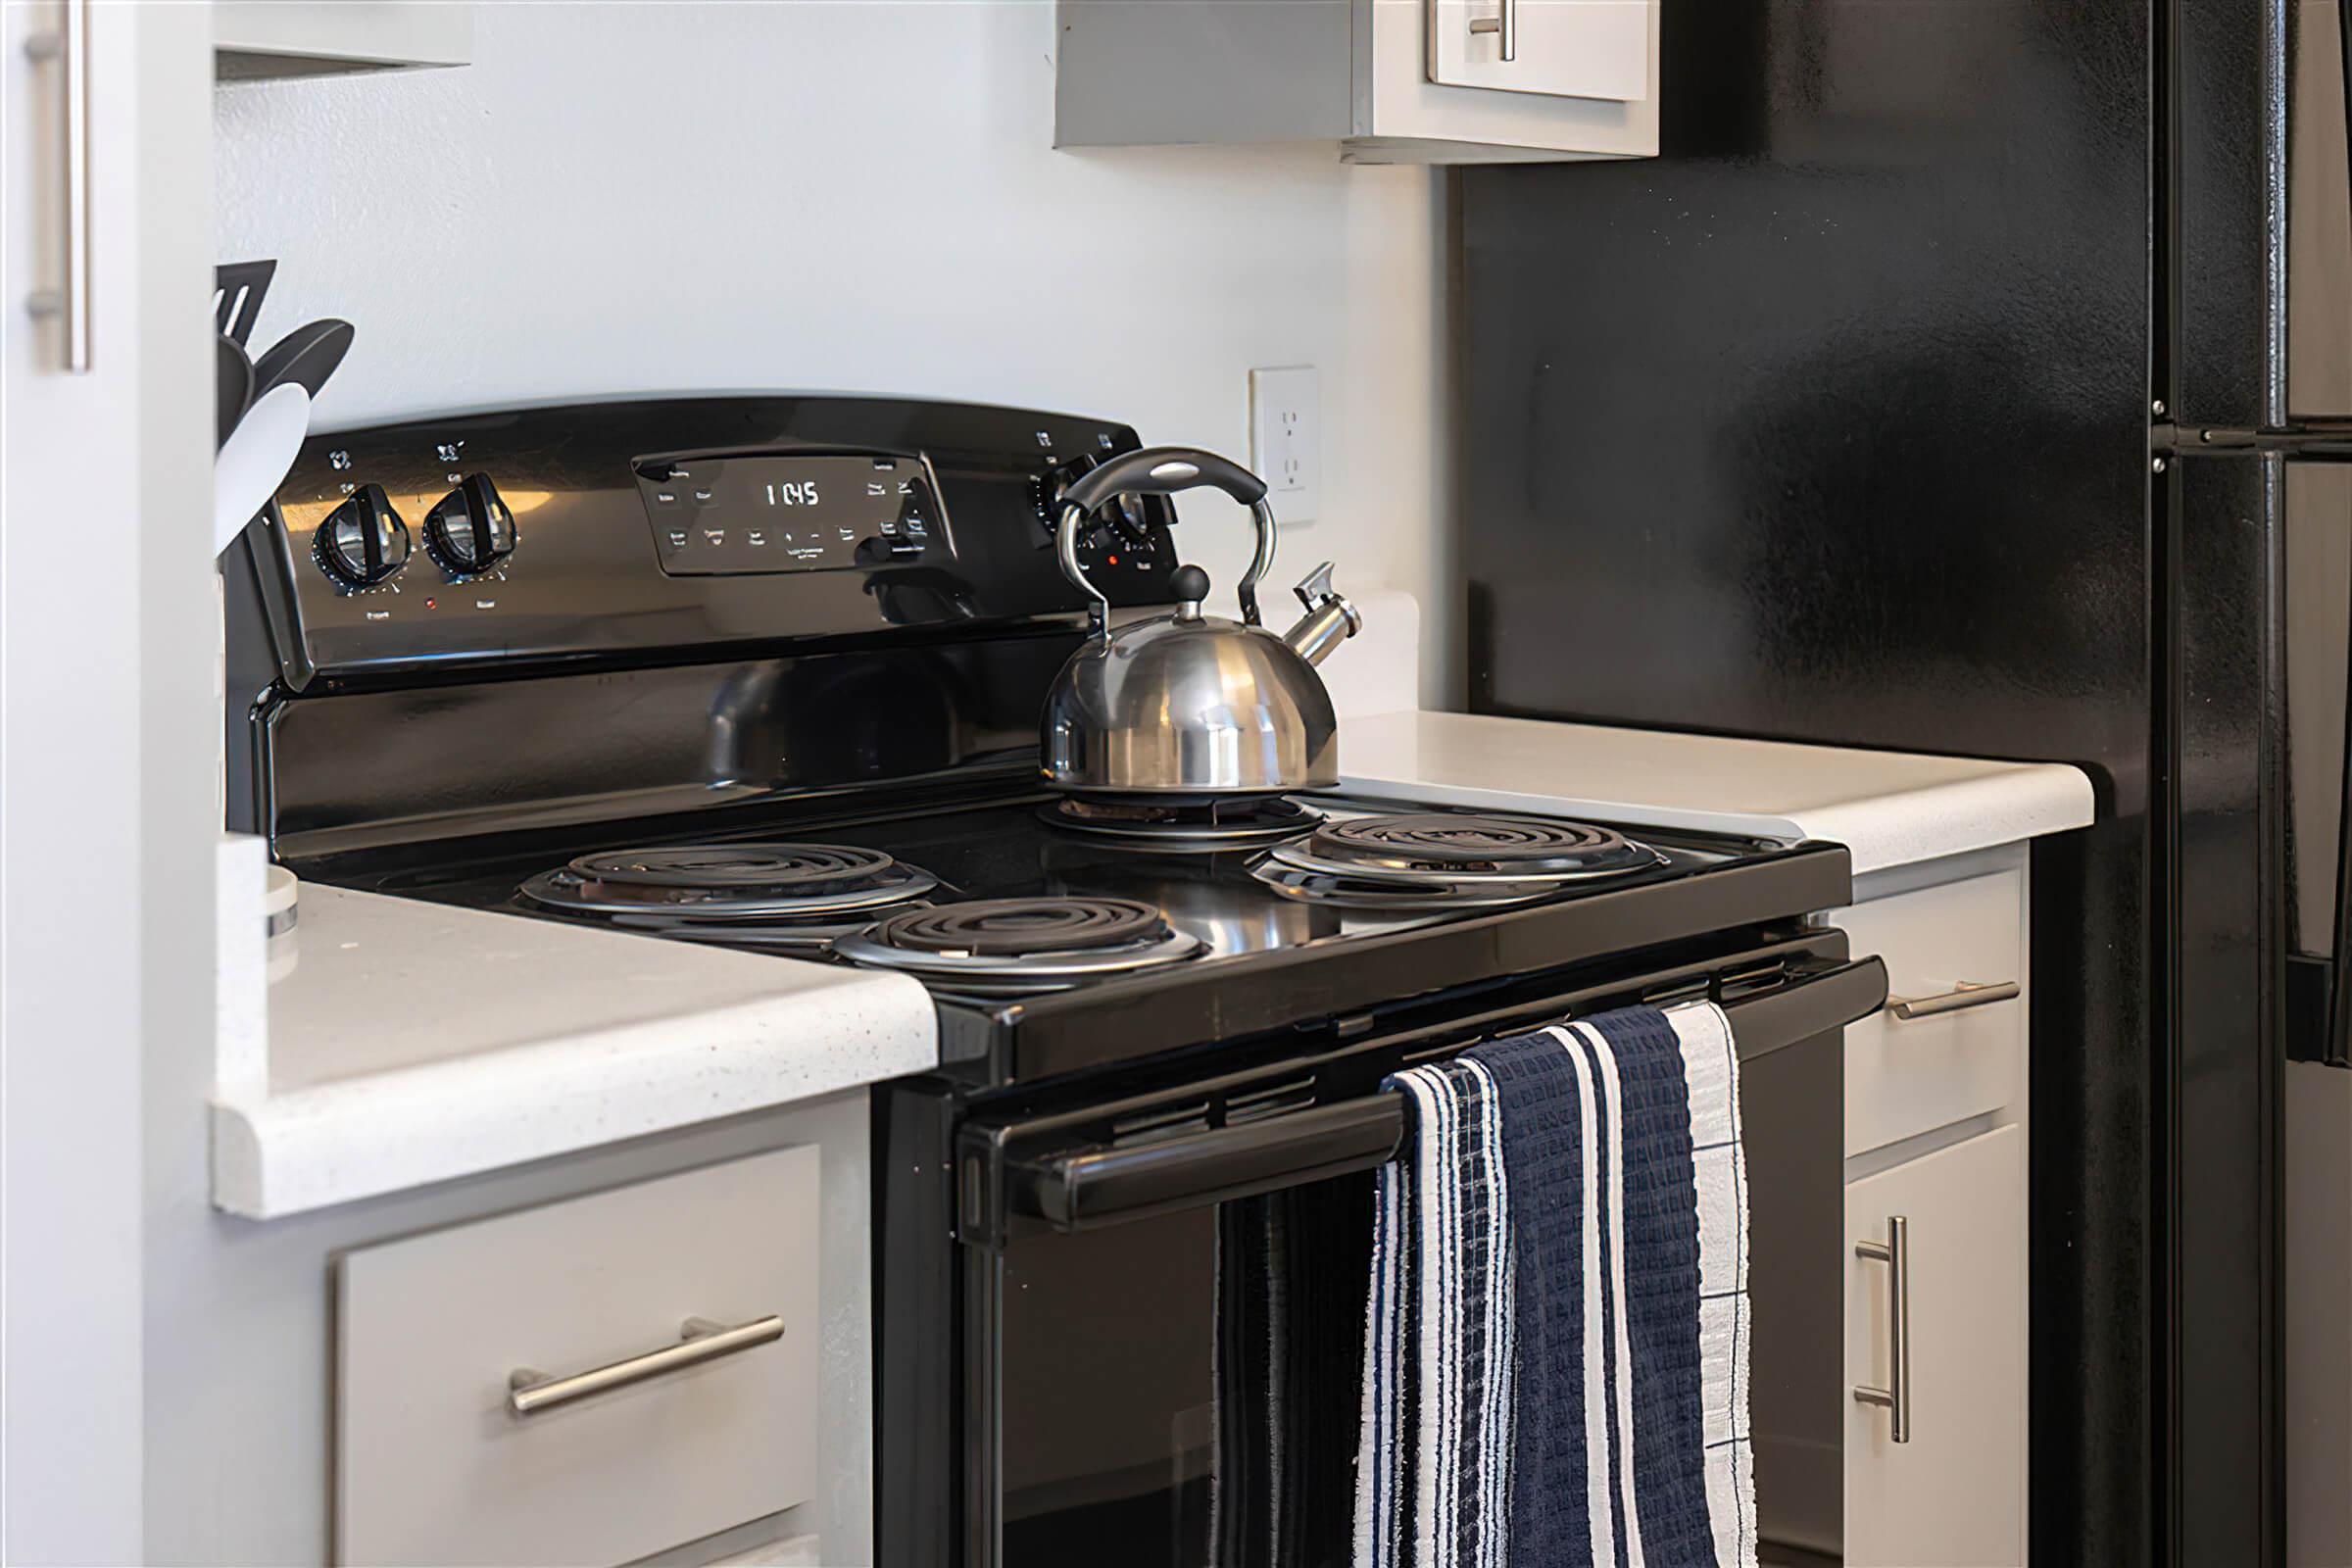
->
left=831, top=896, right=1204, bottom=993
left=875, top=897, right=1166, bottom=956
left=1252, top=811, right=1667, bottom=907
left=519, top=842, right=938, bottom=920
left=1042, top=793, right=1323, bottom=850
left=1307, top=814, right=1642, bottom=875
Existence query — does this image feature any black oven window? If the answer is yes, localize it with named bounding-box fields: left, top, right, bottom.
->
left=996, top=1177, right=1373, bottom=1566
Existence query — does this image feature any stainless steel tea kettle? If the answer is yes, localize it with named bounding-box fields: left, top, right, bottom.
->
left=1042, top=446, right=1363, bottom=796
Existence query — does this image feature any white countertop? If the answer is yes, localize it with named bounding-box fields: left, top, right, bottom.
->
left=209, top=590, right=2087, bottom=1215
left=211, top=886, right=936, bottom=1219
left=1338, top=710, right=2095, bottom=875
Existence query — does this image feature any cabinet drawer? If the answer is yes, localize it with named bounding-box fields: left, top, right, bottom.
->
left=335, top=1147, right=820, bottom=1567
left=1833, top=867, right=2026, bottom=1155
left=1845, top=1126, right=2026, bottom=1567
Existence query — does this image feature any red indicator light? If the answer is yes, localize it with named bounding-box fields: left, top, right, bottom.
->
left=1107, top=555, right=1120, bottom=565
left=424, top=598, right=436, bottom=609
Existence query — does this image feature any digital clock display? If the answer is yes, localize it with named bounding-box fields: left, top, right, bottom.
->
left=638, top=451, right=938, bottom=576
left=736, top=455, right=918, bottom=537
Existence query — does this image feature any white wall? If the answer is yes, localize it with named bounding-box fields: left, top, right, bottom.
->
left=215, top=0, right=1456, bottom=702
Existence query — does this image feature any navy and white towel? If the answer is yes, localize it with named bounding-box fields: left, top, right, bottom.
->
left=1353, top=1002, right=1754, bottom=1568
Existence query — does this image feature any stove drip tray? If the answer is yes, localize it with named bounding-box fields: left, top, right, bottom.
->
left=1251, top=811, right=1669, bottom=907
left=518, top=842, right=939, bottom=921
left=876, top=897, right=1167, bottom=955
left=831, top=896, right=1204, bottom=994
left=1041, top=793, right=1324, bottom=851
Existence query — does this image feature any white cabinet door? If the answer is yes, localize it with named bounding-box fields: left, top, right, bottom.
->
left=1054, top=0, right=1659, bottom=161
left=337, top=1147, right=822, bottom=1567
left=1845, top=1126, right=2026, bottom=1567
left=2, top=2, right=213, bottom=1562
left=1425, top=0, right=1651, bottom=103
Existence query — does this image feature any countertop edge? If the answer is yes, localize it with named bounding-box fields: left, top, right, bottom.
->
left=1787, top=764, right=2097, bottom=874
left=1337, top=711, right=2098, bottom=877
left=211, top=975, right=938, bottom=1220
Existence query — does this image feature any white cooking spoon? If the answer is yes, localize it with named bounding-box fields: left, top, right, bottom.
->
left=214, top=381, right=311, bottom=556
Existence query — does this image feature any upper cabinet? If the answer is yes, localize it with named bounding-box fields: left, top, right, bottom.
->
left=215, top=1, right=469, bottom=81
left=1054, top=0, right=1658, bottom=165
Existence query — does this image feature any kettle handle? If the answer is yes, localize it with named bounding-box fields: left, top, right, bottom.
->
left=1056, top=446, right=1278, bottom=637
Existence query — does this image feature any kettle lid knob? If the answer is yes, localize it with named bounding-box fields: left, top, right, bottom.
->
left=1170, top=564, right=1211, bottom=620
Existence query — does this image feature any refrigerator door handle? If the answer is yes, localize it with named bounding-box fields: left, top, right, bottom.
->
left=2161, top=0, right=2352, bottom=1064
left=2151, top=417, right=2352, bottom=1064
left=2148, top=414, right=2352, bottom=1063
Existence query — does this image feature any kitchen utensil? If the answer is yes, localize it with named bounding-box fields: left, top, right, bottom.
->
left=214, top=381, right=310, bottom=556
left=213, top=259, right=275, bottom=347
left=218, top=333, right=254, bottom=448
left=251, top=318, right=352, bottom=401
left=1041, top=446, right=1363, bottom=796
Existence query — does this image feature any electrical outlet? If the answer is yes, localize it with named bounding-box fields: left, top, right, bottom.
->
left=1249, top=366, right=1319, bottom=524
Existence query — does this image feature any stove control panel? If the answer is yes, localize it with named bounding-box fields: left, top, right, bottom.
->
left=634, top=451, right=944, bottom=576
left=233, top=396, right=1184, bottom=690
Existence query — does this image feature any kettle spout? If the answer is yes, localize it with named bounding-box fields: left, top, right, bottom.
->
left=1281, top=562, right=1362, bottom=667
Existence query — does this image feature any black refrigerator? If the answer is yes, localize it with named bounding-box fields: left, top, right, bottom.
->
left=1457, top=2, right=2345, bottom=1561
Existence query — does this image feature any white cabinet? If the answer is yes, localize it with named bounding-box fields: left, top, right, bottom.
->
left=216, top=1, right=469, bottom=81
left=336, top=1148, right=822, bottom=1567
left=1844, top=1127, right=2027, bottom=1568
left=4, top=1, right=215, bottom=1559
left=1054, top=0, right=1659, bottom=165
left=1832, top=847, right=2033, bottom=1567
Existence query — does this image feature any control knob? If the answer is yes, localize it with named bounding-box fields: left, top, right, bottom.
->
left=1037, top=455, right=1153, bottom=547
left=1102, top=492, right=1156, bottom=549
left=316, top=485, right=412, bottom=586
left=424, top=473, right=516, bottom=573
left=1032, top=455, right=1098, bottom=531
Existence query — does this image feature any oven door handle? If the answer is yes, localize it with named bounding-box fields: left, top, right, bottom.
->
left=1007, top=955, right=1887, bottom=1234
left=1011, top=1099, right=1409, bottom=1232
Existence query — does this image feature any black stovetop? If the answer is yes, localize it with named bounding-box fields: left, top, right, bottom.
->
left=236, top=397, right=1856, bottom=1087
left=288, top=785, right=1850, bottom=1085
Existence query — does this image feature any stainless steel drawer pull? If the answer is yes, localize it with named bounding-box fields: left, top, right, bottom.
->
left=23, top=0, right=92, bottom=372
left=1853, top=1215, right=1911, bottom=1443
left=1468, top=0, right=1516, bottom=61
left=507, top=1314, right=783, bottom=1417
left=1887, top=979, right=2020, bottom=1020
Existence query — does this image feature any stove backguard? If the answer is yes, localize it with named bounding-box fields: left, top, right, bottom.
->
left=223, top=395, right=1187, bottom=852
left=248, top=634, right=1077, bottom=858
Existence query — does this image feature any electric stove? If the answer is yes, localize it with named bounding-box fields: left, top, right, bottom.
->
left=224, top=395, right=1880, bottom=1568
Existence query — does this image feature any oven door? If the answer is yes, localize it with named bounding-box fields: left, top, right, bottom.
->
left=951, top=939, right=1886, bottom=1567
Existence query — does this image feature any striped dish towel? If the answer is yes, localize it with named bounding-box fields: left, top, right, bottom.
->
left=1353, top=1001, right=1755, bottom=1568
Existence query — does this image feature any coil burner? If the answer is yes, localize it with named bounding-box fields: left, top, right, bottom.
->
left=1250, top=812, right=1668, bottom=907
left=829, top=896, right=1204, bottom=995
left=517, top=843, right=940, bottom=934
